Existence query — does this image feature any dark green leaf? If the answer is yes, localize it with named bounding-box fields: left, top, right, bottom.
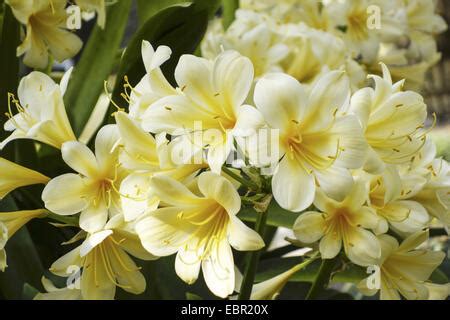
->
left=137, top=0, right=220, bottom=26
left=238, top=201, right=300, bottom=229
left=22, top=283, right=39, bottom=300
left=104, top=3, right=209, bottom=123
left=222, top=0, right=239, bottom=29
left=64, top=0, right=132, bottom=136
left=0, top=4, right=20, bottom=160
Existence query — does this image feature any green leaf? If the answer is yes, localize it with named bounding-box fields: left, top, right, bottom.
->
left=0, top=4, right=20, bottom=159
left=64, top=0, right=132, bottom=136
left=238, top=201, right=300, bottom=229
left=22, top=283, right=39, bottom=300
left=430, top=268, right=449, bottom=284
left=256, top=257, right=368, bottom=285
left=186, top=292, right=203, bottom=300
left=104, top=3, right=209, bottom=123
left=222, top=0, right=239, bottom=29
left=136, top=0, right=220, bottom=26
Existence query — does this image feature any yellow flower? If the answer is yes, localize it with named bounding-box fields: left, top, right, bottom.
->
left=127, top=41, right=177, bottom=123
left=201, top=11, right=289, bottom=78
left=114, top=111, right=206, bottom=222
left=409, top=158, right=450, bottom=228
left=6, top=0, right=83, bottom=69
left=294, top=179, right=380, bottom=266
left=246, top=254, right=317, bottom=300
left=34, top=277, right=82, bottom=300
left=42, top=125, right=123, bottom=233
left=358, top=230, right=446, bottom=300
left=0, top=157, right=49, bottom=200
left=141, top=49, right=255, bottom=173
left=1, top=70, right=76, bottom=150
left=0, top=209, right=47, bottom=271
left=49, top=215, right=156, bottom=300
left=136, top=172, right=265, bottom=298
left=75, top=0, right=106, bottom=28
left=348, top=63, right=427, bottom=174
left=365, top=165, right=429, bottom=234
left=248, top=71, right=367, bottom=212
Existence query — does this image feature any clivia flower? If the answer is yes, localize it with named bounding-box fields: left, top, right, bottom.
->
left=136, top=172, right=265, bottom=298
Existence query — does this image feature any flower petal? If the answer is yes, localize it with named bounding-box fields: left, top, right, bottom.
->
left=272, top=157, right=315, bottom=212
left=42, top=174, right=89, bottom=215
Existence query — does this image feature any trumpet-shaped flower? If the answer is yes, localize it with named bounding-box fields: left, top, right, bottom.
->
left=0, top=157, right=49, bottom=200
left=6, top=0, right=83, bottom=68
left=358, top=231, right=446, bottom=300
left=75, top=0, right=106, bottom=28
left=1, top=70, right=76, bottom=150
left=201, top=10, right=289, bottom=78
left=1, top=209, right=47, bottom=271
left=127, top=41, right=177, bottom=123
left=141, top=50, right=256, bottom=173
left=294, top=180, right=380, bottom=266
left=34, top=277, right=82, bottom=300
left=248, top=71, right=367, bottom=212
left=136, top=172, right=265, bottom=298
left=49, top=216, right=156, bottom=300
left=365, top=166, right=429, bottom=234
left=408, top=158, right=450, bottom=228
left=247, top=255, right=317, bottom=300
left=114, top=111, right=205, bottom=222
left=42, top=125, right=123, bottom=233
left=348, top=63, right=427, bottom=174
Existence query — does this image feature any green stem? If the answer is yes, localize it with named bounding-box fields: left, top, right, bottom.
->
left=222, top=166, right=258, bottom=191
left=238, top=209, right=268, bottom=300
left=305, top=257, right=337, bottom=300
left=222, top=0, right=239, bottom=30
left=43, top=211, right=79, bottom=227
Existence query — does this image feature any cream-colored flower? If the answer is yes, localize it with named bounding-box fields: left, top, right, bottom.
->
left=6, top=0, right=83, bottom=68
left=278, top=23, right=347, bottom=85
left=365, top=165, right=429, bottom=234
left=34, top=277, right=82, bottom=300
left=409, top=158, right=450, bottom=228
left=348, top=63, right=427, bottom=174
left=294, top=179, right=380, bottom=266
left=404, top=0, right=447, bottom=35
left=326, top=0, right=381, bottom=63
left=1, top=70, right=76, bottom=150
left=248, top=71, right=367, bottom=212
left=114, top=111, right=206, bottom=222
left=201, top=11, right=289, bottom=78
left=127, top=41, right=176, bottom=123
left=75, top=0, right=106, bottom=28
left=42, top=125, right=123, bottom=233
left=135, top=172, right=265, bottom=298
left=141, top=50, right=256, bottom=173
left=358, top=230, right=446, bottom=300
left=247, top=255, right=317, bottom=300
left=0, top=157, right=49, bottom=200
left=241, top=0, right=330, bottom=29
left=49, top=216, right=156, bottom=300
left=0, top=209, right=47, bottom=271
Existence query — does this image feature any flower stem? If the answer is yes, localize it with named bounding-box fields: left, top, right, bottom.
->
left=305, top=257, right=337, bottom=300
left=238, top=209, right=268, bottom=300
left=222, top=166, right=258, bottom=191
left=42, top=211, right=79, bottom=227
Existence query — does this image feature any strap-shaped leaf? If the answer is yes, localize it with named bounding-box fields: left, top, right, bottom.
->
left=104, top=3, right=209, bottom=124
left=64, top=0, right=132, bottom=136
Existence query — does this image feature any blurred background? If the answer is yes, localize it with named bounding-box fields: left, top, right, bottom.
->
left=426, top=0, right=450, bottom=161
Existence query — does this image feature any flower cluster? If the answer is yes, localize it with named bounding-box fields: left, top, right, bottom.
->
left=205, top=0, right=447, bottom=90
left=5, top=0, right=108, bottom=68
left=0, top=0, right=448, bottom=301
